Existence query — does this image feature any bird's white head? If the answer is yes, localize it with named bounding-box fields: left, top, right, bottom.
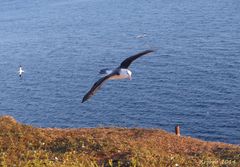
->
left=126, top=69, right=132, bottom=80
left=119, top=68, right=132, bottom=80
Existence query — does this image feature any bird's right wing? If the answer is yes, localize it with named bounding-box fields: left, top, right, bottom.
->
left=82, top=73, right=117, bottom=103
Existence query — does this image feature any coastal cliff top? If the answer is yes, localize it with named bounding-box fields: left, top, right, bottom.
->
left=0, top=115, right=239, bottom=166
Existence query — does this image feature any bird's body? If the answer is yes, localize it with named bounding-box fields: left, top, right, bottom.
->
left=108, top=68, right=132, bottom=80
left=82, top=50, right=154, bottom=103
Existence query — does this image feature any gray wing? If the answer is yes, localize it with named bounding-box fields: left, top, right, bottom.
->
left=82, top=73, right=117, bottom=103
left=119, top=50, right=154, bottom=69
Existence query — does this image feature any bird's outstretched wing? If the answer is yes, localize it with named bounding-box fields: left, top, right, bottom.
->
left=82, top=73, right=117, bottom=103
left=119, top=50, right=154, bottom=69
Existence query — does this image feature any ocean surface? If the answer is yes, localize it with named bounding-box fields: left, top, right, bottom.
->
left=0, top=0, right=239, bottom=144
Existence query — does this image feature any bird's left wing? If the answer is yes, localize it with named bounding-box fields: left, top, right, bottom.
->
left=82, top=72, right=117, bottom=103
left=119, top=50, right=154, bottom=69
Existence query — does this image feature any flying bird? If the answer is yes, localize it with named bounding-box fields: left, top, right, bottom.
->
left=18, top=65, right=24, bottom=78
left=136, top=33, right=147, bottom=39
left=82, top=50, right=154, bottom=103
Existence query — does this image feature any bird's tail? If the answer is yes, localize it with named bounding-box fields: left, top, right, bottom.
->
left=99, top=68, right=113, bottom=75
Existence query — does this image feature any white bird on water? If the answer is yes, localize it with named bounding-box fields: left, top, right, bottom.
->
left=18, top=65, right=24, bottom=78
left=82, top=50, right=154, bottom=103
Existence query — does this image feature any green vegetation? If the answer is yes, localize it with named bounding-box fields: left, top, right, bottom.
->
left=0, top=115, right=239, bottom=167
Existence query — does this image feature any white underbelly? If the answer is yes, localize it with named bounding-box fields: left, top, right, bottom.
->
left=109, top=74, right=128, bottom=80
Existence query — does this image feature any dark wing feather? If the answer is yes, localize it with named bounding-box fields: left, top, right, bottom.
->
left=119, top=50, right=154, bottom=68
left=82, top=73, right=116, bottom=103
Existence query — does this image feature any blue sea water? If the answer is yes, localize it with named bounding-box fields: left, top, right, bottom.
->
left=0, top=0, right=239, bottom=144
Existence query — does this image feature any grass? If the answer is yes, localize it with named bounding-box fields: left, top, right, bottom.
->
left=0, top=115, right=239, bottom=167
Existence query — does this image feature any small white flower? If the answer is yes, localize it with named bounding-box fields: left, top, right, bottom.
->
left=55, top=157, right=58, bottom=161
left=175, top=163, right=179, bottom=167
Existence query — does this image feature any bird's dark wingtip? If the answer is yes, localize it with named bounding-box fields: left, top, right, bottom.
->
left=81, top=98, right=86, bottom=103
left=82, top=95, right=89, bottom=103
left=149, top=47, right=160, bottom=53
left=147, top=49, right=155, bottom=53
left=142, top=49, right=155, bottom=55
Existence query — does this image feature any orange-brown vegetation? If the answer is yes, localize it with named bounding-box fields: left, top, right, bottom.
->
left=0, top=115, right=239, bottom=166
